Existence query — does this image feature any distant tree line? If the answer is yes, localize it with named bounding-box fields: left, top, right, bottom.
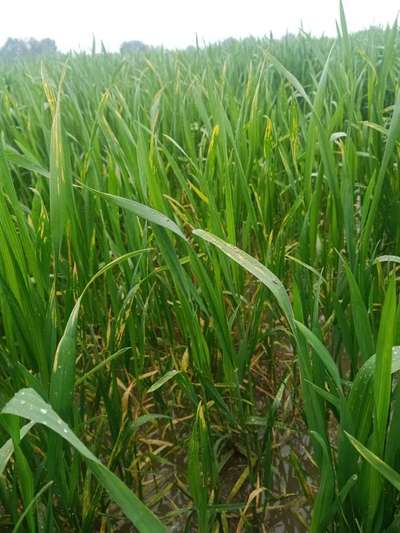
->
left=0, top=38, right=57, bottom=59
left=120, top=40, right=148, bottom=54
left=0, top=37, right=152, bottom=59
left=5, top=32, right=374, bottom=60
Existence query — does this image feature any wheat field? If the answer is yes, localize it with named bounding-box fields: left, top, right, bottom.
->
left=0, top=6, right=400, bottom=532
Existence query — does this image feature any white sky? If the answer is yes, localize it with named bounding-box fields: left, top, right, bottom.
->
left=0, top=0, right=398, bottom=52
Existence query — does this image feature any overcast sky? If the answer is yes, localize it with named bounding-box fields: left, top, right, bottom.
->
left=0, top=0, right=398, bottom=52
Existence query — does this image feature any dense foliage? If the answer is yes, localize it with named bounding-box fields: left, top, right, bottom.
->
left=0, top=8, right=399, bottom=532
